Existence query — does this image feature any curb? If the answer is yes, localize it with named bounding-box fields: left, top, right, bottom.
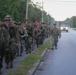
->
left=29, top=49, right=48, bottom=75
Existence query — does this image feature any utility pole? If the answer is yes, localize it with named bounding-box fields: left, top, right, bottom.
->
left=42, top=1, right=44, bottom=23
left=26, top=0, right=29, bottom=20
left=48, top=12, right=49, bottom=25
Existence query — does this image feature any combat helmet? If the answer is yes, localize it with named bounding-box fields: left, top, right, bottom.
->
left=4, top=15, right=12, bottom=21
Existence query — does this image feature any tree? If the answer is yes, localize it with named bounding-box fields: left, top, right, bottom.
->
left=0, top=0, right=55, bottom=24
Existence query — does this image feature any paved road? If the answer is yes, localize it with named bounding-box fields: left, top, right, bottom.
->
left=35, top=29, right=76, bottom=75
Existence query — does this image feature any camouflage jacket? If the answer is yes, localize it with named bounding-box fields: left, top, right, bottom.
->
left=51, top=27, right=61, bottom=38
left=9, top=24, right=19, bottom=43
left=18, top=26, right=28, bottom=40
left=0, top=23, right=10, bottom=47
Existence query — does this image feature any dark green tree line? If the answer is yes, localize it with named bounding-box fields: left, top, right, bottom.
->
left=64, top=16, right=76, bottom=28
left=0, top=0, right=54, bottom=24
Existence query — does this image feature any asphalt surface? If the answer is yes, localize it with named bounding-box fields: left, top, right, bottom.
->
left=35, top=29, right=76, bottom=75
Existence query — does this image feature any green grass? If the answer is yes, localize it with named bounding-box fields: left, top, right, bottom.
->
left=7, top=37, right=52, bottom=75
left=72, top=28, right=76, bottom=30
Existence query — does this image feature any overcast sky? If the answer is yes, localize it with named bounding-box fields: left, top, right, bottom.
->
left=32, top=0, right=76, bottom=21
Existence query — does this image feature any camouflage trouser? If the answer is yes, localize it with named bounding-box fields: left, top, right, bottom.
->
left=25, top=38, right=31, bottom=53
left=5, top=50, right=15, bottom=65
left=16, top=40, right=25, bottom=56
left=20, top=40, right=25, bottom=53
left=40, top=36, right=44, bottom=45
left=5, top=50, right=10, bottom=65
left=36, top=38, right=39, bottom=47
left=9, top=41, right=17, bottom=59
left=5, top=41, right=16, bottom=65
left=16, top=41, right=20, bottom=56
left=36, top=35, right=41, bottom=47
left=52, top=37, right=58, bottom=47
left=31, top=39, right=36, bottom=50
left=0, top=45, right=5, bottom=69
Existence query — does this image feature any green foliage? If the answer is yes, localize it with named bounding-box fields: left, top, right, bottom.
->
left=64, top=16, right=76, bottom=28
left=0, top=0, right=54, bottom=24
left=71, top=16, right=76, bottom=28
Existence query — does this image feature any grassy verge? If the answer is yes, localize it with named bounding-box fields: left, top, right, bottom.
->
left=72, top=28, right=76, bottom=30
left=7, top=37, right=52, bottom=75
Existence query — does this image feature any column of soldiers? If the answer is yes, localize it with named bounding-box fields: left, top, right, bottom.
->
left=0, top=15, right=61, bottom=74
left=51, top=24, right=61, bottom=50
left=0, top=15, right=54, bottom=74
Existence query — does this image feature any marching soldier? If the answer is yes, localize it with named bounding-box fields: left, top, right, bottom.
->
left=9, top=21, right=19, bottom=68
left=51, top=24, right=61, bottom=50
left=0, top=21, right=5, bottom=74
left=34, top=25, right=40, bottom=47
left=18, top=22, right=28, bottom=55
left=4, top=15, right=19, bottom=68
left=39, top=26, right=45, bottom=45
left=24, top=20, right=33, bottom=54
left=0, top=19, right=10, bottom=74
left=3, top=15, right=12, bottom=69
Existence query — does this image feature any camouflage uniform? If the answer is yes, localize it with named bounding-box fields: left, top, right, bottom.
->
left=34, top=27, right=40, bottom=47
left=51, top=24, right=61, bottom=49
left=18, top=24, right=28, bottom=55
left=35, top=27, right=43, bottom=47
left=4, top=15, right=19, bottom=68
left=3, top=22, right=10, bottom=69
left=0, top=22, right=10, bottom=73
left=9, top=22, right=19, bottom=68
left=39, top=26, right=45, bottom=45
left=33, top=25, right=37, bottom=47
left=0, top=24, right=5, bottom=74
left=25, top=25, right=32, bottom=54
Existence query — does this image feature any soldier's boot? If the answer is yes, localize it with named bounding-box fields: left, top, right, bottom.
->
left=20, top=50, right=22, bottom=56
left=26, top=50, right=29, bottom=54
left=25, top=47, right=28, bottom=54
left=26, top=52, right=29, bottom=54
left=10, top=61, right=13, bottom=68
left=51, top=47, right=54, bottom=50
left=6, top=64, right=9, bottom=69
left=55, top=46, right=57, bottom=49
left=16, top=54, right=19, bottom=57
left=37, top=42, right=39, bottom=48
left=28, top=49, right=31, bottom=53
left=51, top=45, right=54, bottom=50
left=0, top=69, right=2, bottom=74
left=20, top=53, right=22, bottom=56
left=55, top=44, right=57, bottom=49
